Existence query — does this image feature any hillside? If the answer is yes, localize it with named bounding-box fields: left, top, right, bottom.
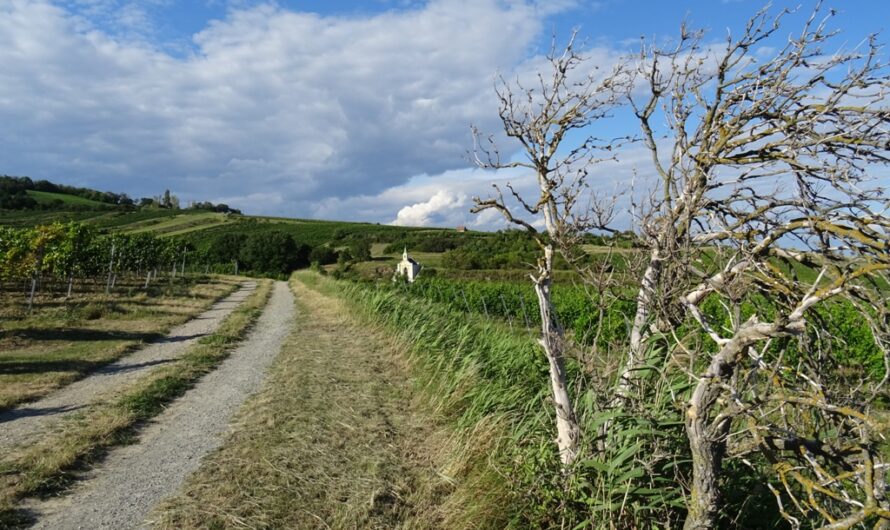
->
left=0, top=176, right=498, bottom=277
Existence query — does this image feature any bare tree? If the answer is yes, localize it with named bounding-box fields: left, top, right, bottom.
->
left=623, top=5, right=890, bottom=528
left=471, top=33, right=626, bottom=466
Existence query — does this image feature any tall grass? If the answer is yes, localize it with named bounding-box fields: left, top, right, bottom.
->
left=295, top=272, right=689, bottom=529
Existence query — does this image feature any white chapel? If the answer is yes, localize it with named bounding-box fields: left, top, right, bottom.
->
left=395, top=247, right=422, bottom=283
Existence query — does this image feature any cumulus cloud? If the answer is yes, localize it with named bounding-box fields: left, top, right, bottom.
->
left=393, top=189, right=466, bottom=226
left=2, top=0, right=654, bottom=228
left=0, top=0, right=556, bottom=212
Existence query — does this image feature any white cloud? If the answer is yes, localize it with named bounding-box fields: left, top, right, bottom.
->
left=0, top=0, right=555, bottom=213
left=1, top=0, right=654, bottom=228
left=393, top=189, right=466, bottom=226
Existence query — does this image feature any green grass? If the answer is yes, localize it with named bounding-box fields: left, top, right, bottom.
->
left=294, top=272, right=692, bottom=529
left=91, top=209, right=191, bottom=229
left=0, top=209, right=108, bottom=228
left=26, top=190, right=110, bottom=208
left=122, top=212, right=229, bottom=236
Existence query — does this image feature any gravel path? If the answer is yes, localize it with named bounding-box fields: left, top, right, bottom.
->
left=26, top=280, right=294, bottom=530
left=0, top=281, right=256, bottom=450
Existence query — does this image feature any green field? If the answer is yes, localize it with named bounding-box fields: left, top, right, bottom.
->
left=26, top=190, right=111, bottom=208
left=122, top=212, right=230, bottom=237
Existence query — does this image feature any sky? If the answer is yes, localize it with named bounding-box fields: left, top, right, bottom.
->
left=0, top=0, right=887, bottom=228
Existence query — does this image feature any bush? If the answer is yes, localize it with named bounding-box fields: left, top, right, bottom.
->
left=238, top=231, right=310, bottom=274
left=309, top=246, right=338, bottom=265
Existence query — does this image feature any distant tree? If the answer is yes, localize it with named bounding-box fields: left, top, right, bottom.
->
left=239, top=231, right=309, bottom=274
left=350, top=240, right=372, bottom=262
left=336, top=247, right=353, bottom=266
left=309, top=246, right=338, bottom=265
left=205, top=233, right=247, bottom=265
left=0, top=190, right=37, bottom=210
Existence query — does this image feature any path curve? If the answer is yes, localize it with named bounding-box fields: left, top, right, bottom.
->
left=0, top=281, right=257, bottom=450
left=27, top=280, right=294, bottom=530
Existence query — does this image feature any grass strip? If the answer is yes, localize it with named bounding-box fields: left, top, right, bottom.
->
left=292, top=271, right=554, bottom=529
left=0, top=279, right=274, bottom=528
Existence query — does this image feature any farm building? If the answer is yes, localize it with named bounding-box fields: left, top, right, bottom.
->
left=395, top=248, right=421, bottom=283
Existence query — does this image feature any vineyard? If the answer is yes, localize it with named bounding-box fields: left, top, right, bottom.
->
left=0, top=222, right=198, bottom=308
left=391, top=276, right=634, bottom=350
left=385, top=275, right=887, bottom=380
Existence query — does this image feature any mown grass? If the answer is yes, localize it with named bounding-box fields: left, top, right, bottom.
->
left=292, top=272, right=560, bottom=529
left=0, top=275, right=240, bottom=412
left=152, top=276, right=453, bottom=529
left=0, top=279, right=274, bottom=528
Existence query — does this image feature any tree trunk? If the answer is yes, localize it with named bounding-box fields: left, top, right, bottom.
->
left=685, top=381, right=728, bottom=530
left=684, top=340, right=741, bottom=530
left=66, top=275, right=74, bottom=298
left=615, top=247, right=663, bottom=402
left=534, top=245, right=580, bottom=466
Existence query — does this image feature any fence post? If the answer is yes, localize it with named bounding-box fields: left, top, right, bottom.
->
left=27, top=277, right=37, bottom=313
left=500, top=294, right=513, bottom=331
left=105, top=241, right=116, bottom=294
left=519, top=295, right=531, bottom=329
left=481, top=295, right=489, bottom=318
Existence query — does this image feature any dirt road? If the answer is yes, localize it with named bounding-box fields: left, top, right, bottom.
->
left=25, top=280, right=294, bottom=529
left=0, top=282, right=257, bottom=451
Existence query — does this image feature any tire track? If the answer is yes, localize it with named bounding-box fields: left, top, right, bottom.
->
left=0, top=282, right=256, bottom=450
left=25, top=280, right=294, bottom=530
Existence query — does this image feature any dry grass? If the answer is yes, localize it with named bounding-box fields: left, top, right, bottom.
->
left=0, top=279, right=275, bottom=528
left=0, top=275, right=240, bottom=411
left=152, top=277, right=455, bottom=529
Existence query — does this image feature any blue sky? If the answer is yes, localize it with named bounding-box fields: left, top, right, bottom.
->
left=1, top=1, right=887, bottom=227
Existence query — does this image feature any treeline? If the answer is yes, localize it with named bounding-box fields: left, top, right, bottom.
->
left=0, top=223, right=324, bottom=294
left=198, top=230, right=373, bottom=276
left=0, top=176, right=126, bottom=210
left=0, top=176, right=241, bottom=215
left=200, top=231, right=309, bottom=275
left=140, top=189, right=240, bottom=214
